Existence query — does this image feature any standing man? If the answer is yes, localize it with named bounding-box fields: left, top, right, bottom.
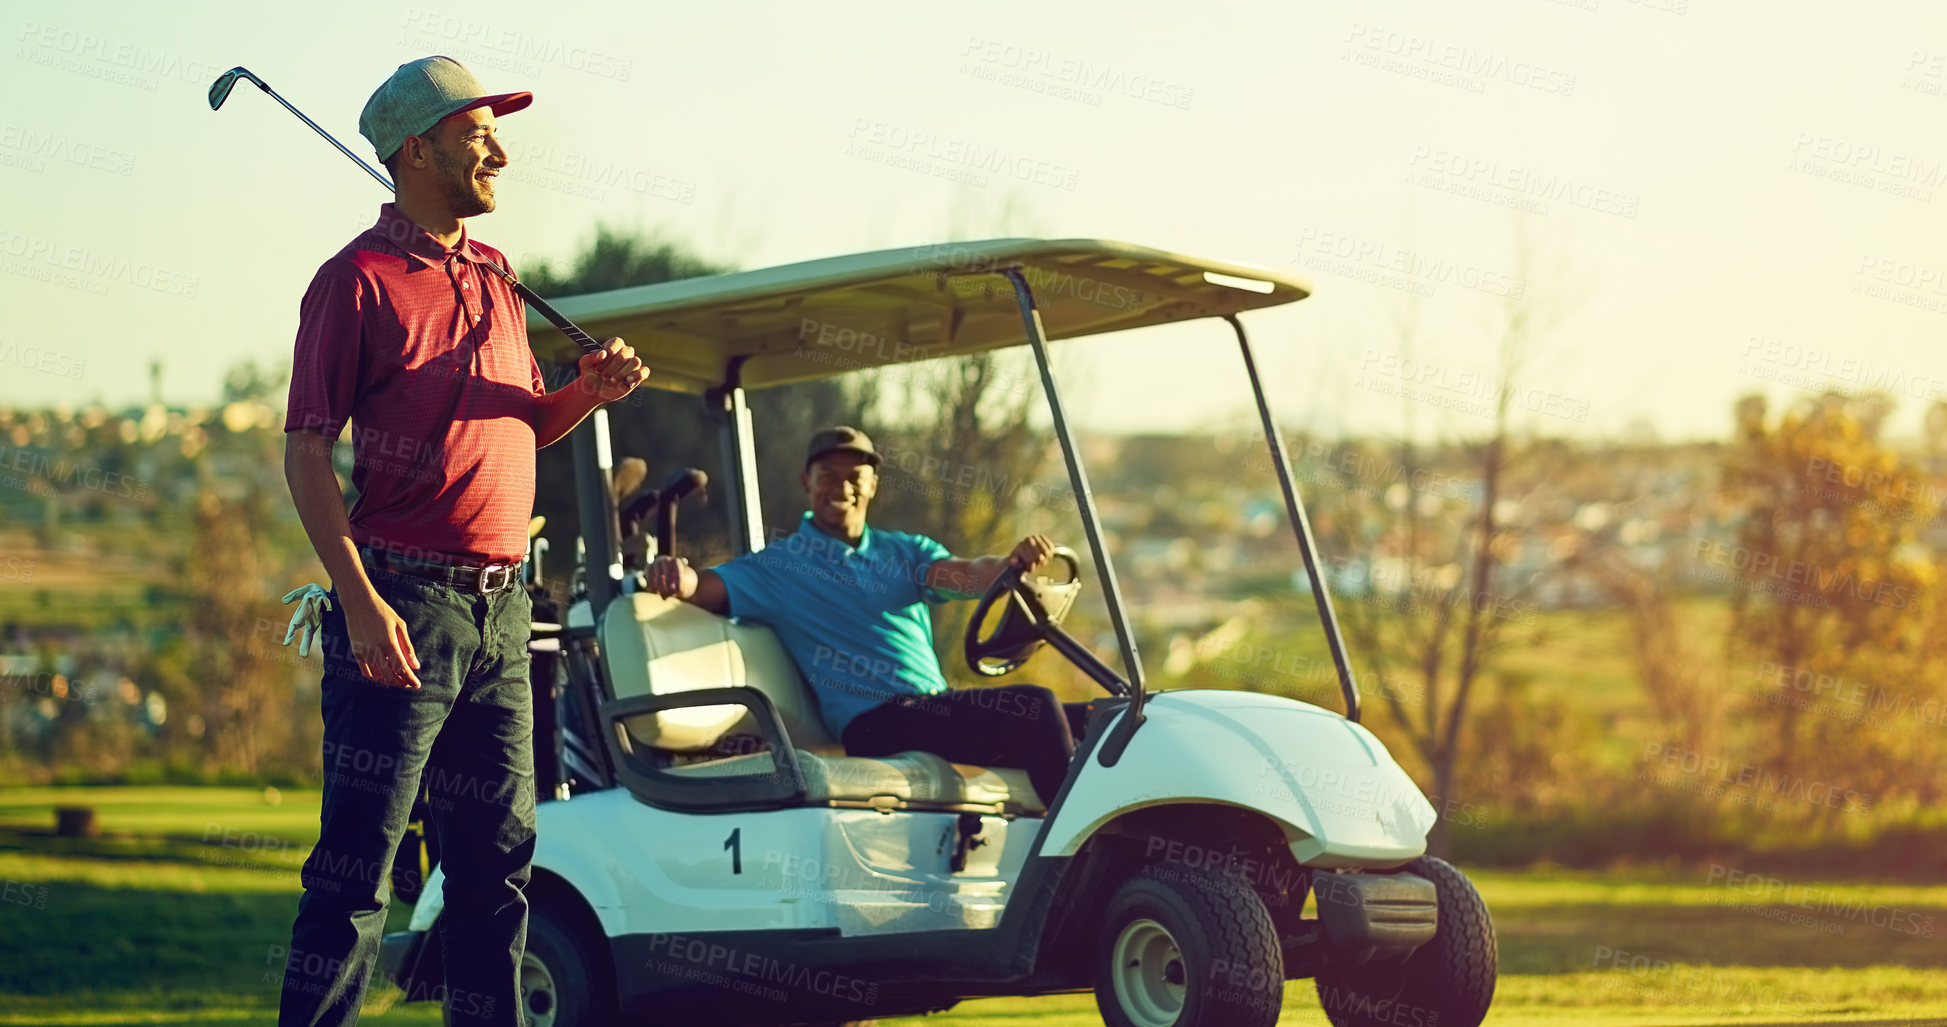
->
left=278, top=57, right=647, bottom=1027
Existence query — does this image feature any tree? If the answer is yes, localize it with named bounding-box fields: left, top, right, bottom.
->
left=1590, top=552, right=1728, bottom=762
left=520, top=225, right=728, bottom=297
left=865, top=354, right=1051, bottom=559
left=1718, top=392, right=1934, bottom=782
left=884, top=192, right=1055, bottom=559
left=220, top=360, right=287, bottom=405
left=185, top=485, right=291, bottom=774
left=518, top=225, right=864, bottom=572
left=1319, top=235, right=1575, bottom=855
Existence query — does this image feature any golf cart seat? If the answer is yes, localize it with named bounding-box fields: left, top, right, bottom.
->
left=666, top=748, right=1041, bottom=814
left=600, top=593, right=1046, bottom=816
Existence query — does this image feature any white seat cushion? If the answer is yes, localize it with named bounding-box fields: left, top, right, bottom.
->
left=600, top=592, right=840, bottom=748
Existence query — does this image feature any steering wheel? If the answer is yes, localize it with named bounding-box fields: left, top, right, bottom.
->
left=963, top=547, right=1084, bottom=677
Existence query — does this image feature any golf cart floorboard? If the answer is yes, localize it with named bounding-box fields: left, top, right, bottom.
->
left=611, top=924, right=1095, bottom=1021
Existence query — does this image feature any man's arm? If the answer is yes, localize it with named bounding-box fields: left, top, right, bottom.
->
left=533, top=338, right=649, bottom=448
left=645, top=555, right=731, bottom=614
left=531, top=382, right=602, bottom=449
left=926, top=534, right=1055, bottom=600
left=284, top=431, right=420, bottom=687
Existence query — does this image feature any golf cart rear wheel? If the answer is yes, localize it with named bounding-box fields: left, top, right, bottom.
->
left=1093, top=863, right=1282, bottom=1027
left=523, top=901, right=616, bottom=1027
left=1315, top=856, right=1497, bottom=1027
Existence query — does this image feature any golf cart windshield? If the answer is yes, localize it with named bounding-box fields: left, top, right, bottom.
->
left=531, top=238, right=1363, bottom=760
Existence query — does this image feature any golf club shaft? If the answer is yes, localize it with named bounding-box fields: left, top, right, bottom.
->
left=248, top=78, right=395, bottom=193
left=225, top=70, right=604, bottom=356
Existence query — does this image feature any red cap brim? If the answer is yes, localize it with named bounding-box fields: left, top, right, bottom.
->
left=439, top=91, right=534, bottom=124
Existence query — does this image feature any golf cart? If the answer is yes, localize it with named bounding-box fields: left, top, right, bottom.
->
left=377, top=239, right=1497, bottom=1027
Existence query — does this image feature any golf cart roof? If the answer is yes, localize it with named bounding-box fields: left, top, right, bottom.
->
left=525, top=238, right=1310, bottom=393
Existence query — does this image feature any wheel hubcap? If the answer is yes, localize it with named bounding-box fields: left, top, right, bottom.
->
left=1111, top=917, right=1186, bottom=1027
left=519, top=951, right=559, bottom=1027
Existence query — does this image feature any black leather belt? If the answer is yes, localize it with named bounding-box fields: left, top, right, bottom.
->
left=359, top=546, right=524, bottom=594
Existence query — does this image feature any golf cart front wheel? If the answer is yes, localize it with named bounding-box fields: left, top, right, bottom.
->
left=1094, top=863, right=1282, bottom=1027
left=1315, top=855, right=1497, bottom=1027
left=523, top=900, right=617, bottom=1027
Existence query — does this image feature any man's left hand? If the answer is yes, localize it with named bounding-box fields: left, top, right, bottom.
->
left=1009, top=534, right=1054, bottom=573
left=578, top=337, right=650, bottom=402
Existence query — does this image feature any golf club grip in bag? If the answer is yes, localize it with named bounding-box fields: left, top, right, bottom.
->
left=656, top=470, right=707, bottom=555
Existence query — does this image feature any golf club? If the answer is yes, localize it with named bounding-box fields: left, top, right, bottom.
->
left=209, top=66, right=605, bottom=356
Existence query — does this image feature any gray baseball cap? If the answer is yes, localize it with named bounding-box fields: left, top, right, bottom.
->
left=805, top=426, right=881, bottom=470
left=359, top=56, right=532, bottom=163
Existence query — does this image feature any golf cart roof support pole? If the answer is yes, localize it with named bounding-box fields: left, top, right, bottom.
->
left=717, top=381, right=766, bottom=555
left=571, top=408, right=619, bottom=615
left=1224, top=314, right=1362, bottom=724
left=1000, top=268, right=1148, bottom=750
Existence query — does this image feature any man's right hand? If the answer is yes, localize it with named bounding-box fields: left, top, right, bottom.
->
left=647, top=555, right=697, bottom=599
left=341, top=590, right=422, bottom=688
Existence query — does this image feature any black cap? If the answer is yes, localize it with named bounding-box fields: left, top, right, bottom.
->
left=805, top=426, right=881, bottom=470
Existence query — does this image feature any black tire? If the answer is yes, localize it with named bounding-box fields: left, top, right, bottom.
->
left=1093, top=862, right=1282, bottom=1027
left=1315, top=856, right=1497, bottom=1027
left=522, top=900, right=618, bottom=1027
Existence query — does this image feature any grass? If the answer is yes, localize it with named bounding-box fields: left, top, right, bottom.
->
left=2, top=787, right=1945, bottom=1026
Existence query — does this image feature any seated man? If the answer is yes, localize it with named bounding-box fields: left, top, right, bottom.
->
left=647, top=425, right=1076, bottom=805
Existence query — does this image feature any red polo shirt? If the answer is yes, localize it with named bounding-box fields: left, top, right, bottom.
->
left=285, top=203, right=546, bottom=564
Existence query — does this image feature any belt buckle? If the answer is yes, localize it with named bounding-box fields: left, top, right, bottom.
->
left=477, top=563, right=513, bottom=593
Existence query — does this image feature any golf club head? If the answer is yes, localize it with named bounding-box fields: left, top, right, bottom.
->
left=207, top=67, right=259, bottom=111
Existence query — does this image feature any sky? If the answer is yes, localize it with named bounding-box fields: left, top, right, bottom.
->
left=3, top=0, right=1946, bottom=443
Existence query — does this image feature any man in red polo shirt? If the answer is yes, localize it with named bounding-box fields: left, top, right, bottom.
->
left=277, top=56, right=646, bottom=1027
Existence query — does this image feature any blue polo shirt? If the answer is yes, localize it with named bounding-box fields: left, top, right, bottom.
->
left=713, top=514, right=955, bottom=738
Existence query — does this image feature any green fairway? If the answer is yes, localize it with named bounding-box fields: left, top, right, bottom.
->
left=2, top=787, right=1944, bottom=1026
